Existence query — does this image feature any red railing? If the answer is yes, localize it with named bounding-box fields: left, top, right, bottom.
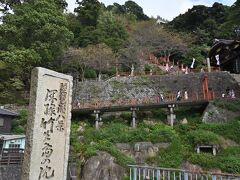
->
left=73, top=91, right=211, bottom=110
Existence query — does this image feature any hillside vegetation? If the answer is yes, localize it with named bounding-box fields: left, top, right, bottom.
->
left=1, top=0, right=240, bottom=103
left=1, top=0, right=240, bottom=177
left=70, top=100, right=240, bottom=175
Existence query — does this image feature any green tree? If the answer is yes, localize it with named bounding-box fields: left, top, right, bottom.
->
left=74, top=0, right=102, bottom=27
left=0, top=0, right=73, bottom=103
left=169, top=3, right=229, bottom=44
left=221, top=0, right=240, bottom=38
left=123, top=0, right=148, bottom=20
left=107, top=3, right=125, bottom=15
left=96, top=11, right=128, bottom=51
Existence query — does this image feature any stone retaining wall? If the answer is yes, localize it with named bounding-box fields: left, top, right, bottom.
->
left=73, top=72, right=240, bottom=104
left=0, top=166, right=21, bottom=180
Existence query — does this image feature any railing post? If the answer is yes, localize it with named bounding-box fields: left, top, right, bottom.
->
left=138, top=168, right=141, bottom=180
left=8, top=155, right=11, bottom=166
left=167, top=104, right=176, bottom=127
left=130, top=167, right=132, bottom=180
left=131, top=107, right=138, bottom=128
left=157, top=170, right=160, bottom=180
left=212, top=175, right=217, bottom=180
left=134, top=168, right=137, bottom=180
left=94, top=110, right=101, bottom=129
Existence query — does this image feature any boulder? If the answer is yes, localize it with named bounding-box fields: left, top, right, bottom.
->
left=202, top=103, right=237, bottom=123
left=181, top=118, right=188, bottom=124
left=81, top=152, right=125, bottom=180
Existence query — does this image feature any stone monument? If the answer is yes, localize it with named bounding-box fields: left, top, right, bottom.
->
left=21, top=67, right=73, bottom=180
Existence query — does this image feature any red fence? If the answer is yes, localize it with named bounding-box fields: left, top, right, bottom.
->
left=73, top=91, right=213, bottom=110
left=73, top=90, right=240, bottom=110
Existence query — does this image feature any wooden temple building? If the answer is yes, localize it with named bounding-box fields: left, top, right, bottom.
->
left=208, top=39, right=240, bottom=74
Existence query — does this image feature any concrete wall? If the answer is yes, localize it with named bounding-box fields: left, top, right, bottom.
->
left=0, top=166, right=21, bottom=180
left=73, top=72, right=240, bottom=105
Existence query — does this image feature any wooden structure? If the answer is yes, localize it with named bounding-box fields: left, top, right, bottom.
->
left=0, top=135, right=25, bottom=156
left=208, top=39, right=240, bottom=74
left=0, top=108, right=18, bottom=134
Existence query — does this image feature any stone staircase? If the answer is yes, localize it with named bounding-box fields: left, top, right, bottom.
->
left=231, top=73, right=240, bottom=87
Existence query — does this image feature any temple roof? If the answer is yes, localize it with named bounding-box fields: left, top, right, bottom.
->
left=0, top=108, right=19, bottom=116
left=208, top=39, right=240, bottom=65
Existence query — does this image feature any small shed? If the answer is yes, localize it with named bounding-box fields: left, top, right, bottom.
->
left=0, top=107, right=18, bottom=134
left=0, top=134, right=25, bottom=155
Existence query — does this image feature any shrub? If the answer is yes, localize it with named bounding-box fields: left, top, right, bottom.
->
left=157, top=138, right=184, bottom=168
left=11, top=109, right=28, bottom=134
left=84, top=68, right=97, bottom=78
left=187, top=130, right=220, bottom=146
left=200, top=118, right=240, bottom=143
left=213, top=99, right=240, bottom=112
left=189, top=153, right=218, bottom=169
left=144, top=64, right=152, bottom=72
left=218, top=156, right=240, bottom=173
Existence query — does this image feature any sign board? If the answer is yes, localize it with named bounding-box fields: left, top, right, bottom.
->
left=21, top=67, right=72, bottom=180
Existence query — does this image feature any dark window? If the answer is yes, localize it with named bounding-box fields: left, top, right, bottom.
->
left=0, top=118, right=4, bottom=126
left=9, top=144, right=20, bottom=149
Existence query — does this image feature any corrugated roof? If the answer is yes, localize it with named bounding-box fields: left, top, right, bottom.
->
left=0, top=134, right=25, bottom=141
left=0, top=108, right=19, bottom=116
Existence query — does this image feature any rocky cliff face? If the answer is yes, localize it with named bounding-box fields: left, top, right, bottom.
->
left=116, top=142, right=169, bottom=164
left=81, top=152, right=125, bottom=180
left=202, top=101, right=240, bottom=123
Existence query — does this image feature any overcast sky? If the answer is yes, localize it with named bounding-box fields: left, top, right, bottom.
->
left=66, top=0, right=236, bottom=20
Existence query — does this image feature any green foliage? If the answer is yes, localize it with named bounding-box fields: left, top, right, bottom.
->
left=106, top=0, right=149, bottom=20
left=82, top=122, right=175, bottom=144
left=123, top=1, right=149, bottom=20
left=218, top=156, right=240, bottom=173
left=213, top=99, right=240, bottom=112
left=157, top=138, right=184, bottom=168
left=221, top=0, right=240, bottom=39
left=169, top=2, right=229, bottom=45
left=70, top=119, right=176, bottom=168
left=71, top=110, right=240, bottom=173
left=84, top=68, right=97, bottom=78
left=0, top=0, right=73, bottom=103
left=189, top=153, right=218, bottom=169
left=187, top=130, right=220, bottom=146
left=144, top=64, right=152, bottom=72
left=182, top=44, right=208, bottom=67
left=70, top=121, right=135, bottom=168
left=93, top=140, right=135, bottom=167
left=75, top=0, right=102, bottom=27
left=97, top=11, right=128, bottom=51
left=11, top=109, right=28, bottom=134
left=200, top=117, right=240, bottom=144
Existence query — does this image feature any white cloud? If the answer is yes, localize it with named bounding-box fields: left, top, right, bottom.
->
left=66, top=0, right=236, bottom=20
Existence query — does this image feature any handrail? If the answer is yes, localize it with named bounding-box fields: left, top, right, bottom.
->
left=73, top=91, right=218, bottom=110
left=128, top=165, right=240, bottom=179
left=128, top=165, right=240, bottom=177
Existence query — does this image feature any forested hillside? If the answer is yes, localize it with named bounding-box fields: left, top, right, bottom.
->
left=0, top=0, right=239, bottom=104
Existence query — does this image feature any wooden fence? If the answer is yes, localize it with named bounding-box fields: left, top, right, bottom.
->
left=0, top=155, right=24, bottom=166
